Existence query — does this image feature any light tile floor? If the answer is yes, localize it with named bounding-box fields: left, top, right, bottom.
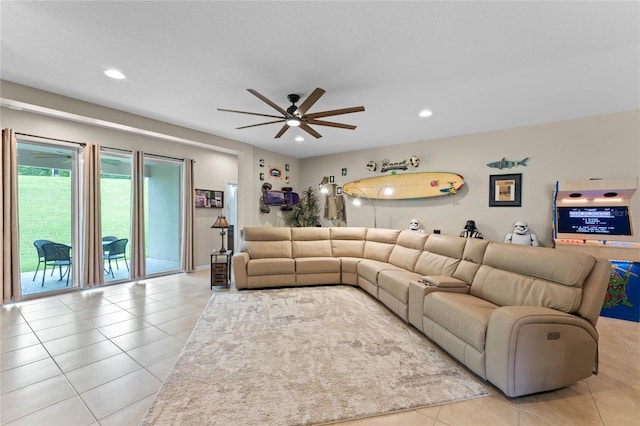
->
left=1, top=270, right=639, bottom=425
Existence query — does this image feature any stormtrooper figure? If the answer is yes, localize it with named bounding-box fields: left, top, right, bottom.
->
left=460, top=220, right=483, bottom=239
left=407, top=218, right=425, bottom=232
left=504, top=220, right=539, bottom=246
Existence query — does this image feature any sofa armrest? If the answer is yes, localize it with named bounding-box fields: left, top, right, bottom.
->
left=232, top=252, right=250, bottom=289
left=485, top=306, right=599, bottom=397
left=420, top=275, right=468, bottom=288
left=408, top=278, right=470, bottom=331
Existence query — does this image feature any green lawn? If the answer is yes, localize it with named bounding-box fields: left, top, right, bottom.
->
left=18, top=175, right=133, bottom=271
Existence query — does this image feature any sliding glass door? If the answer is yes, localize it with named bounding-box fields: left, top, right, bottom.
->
left=17, top=141, right=79, bottom=296
left=15, top=142, right=184, bottom=297
left=143, top=155, right=182, bottom=275
left=101, top=150, right=132, bottom=282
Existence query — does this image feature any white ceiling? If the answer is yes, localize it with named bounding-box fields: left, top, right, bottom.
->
left=1, top=1, right=638, bottom=159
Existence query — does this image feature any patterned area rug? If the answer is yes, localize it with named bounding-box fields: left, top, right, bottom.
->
left=142, top=286, right=489, bottom=425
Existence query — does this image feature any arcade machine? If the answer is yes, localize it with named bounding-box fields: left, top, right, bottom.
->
left=553, top=178, right=639, bottom=321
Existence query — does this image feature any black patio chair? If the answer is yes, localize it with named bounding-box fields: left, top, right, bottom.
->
left=102, top=235, right=118, bottom=243
left=103, top=238, right=129, bottom=278
left=32, top=239, right=54, bottom=281
left=41, top=242, right=72, bottom=287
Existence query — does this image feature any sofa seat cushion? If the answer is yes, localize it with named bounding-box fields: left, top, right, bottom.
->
left=424, top=292, right=498, bottom=352
left=247, top=258, right=295, bottom=276
left=295, top=257, right=341, bottom=273
left=378, top=269, right=422, bottom=304
left=357, top=259, right=403, bottom=284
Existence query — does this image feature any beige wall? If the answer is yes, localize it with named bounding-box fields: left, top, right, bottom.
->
left=1, top=81, right=306, bottom=266
left=300, top=110, right=640, bottom=246
left=3, top=81, right=638, bottom=257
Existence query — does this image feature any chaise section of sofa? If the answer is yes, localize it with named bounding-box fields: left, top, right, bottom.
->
left=420, top=242, right=610, bottom=397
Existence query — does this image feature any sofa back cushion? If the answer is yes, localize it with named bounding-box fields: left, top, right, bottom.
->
left=388, top=230, right=429, bottom=271
left=453, top=238, right=490, bottom=284
left=482, top=243, right=595, bottom=287
left=243, top=227, right=292, bottom=259
left=470, top=242, right=596, bottom=313
left=363, top=228, right=400, bottom=262
left=292, top=227, right=332, bottom=257
left=414, top=234, right=466, bottom=276
left=330, top=227, right=367, bottom=258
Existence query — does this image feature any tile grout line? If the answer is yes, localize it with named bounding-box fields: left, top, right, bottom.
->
left=4, top=301, right=101, bottom=425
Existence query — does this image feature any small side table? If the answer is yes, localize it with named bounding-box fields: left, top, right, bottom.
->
left=210, top=250, right=232, bottom=289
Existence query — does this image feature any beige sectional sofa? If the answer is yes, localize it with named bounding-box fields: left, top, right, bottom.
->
left=232, top=226, right=610, bottom=397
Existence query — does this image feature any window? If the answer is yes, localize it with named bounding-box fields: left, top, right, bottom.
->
left=17, top=141, right=79, bottom=296
left=143, top=155, right=182, bottom=275
left=101, top=150, right=132, bottom=282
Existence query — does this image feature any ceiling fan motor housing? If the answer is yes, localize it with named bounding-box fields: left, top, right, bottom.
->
left=287, top=94, right=300, bottom=115
left=287, top=94, right=300, bottom=104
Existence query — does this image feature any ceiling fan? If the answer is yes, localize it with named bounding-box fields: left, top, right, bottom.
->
left=217, top=88, right=365, bottom=139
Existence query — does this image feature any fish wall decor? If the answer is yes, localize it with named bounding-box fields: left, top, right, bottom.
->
left=486, top=157, right=529, bottom=169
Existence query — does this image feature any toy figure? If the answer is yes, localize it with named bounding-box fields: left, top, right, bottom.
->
left=407, top=218, right=425, bottom=232
left=504, top=220, right=539, bottom=246
left=460, top=220, right=483, bottom=239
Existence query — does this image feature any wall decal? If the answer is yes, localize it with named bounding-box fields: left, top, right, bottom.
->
left=269, top=167, right=282, bottom=179
left=486, top=157, right=529, bottom=170
left=380, top=159, right=408, bottom=173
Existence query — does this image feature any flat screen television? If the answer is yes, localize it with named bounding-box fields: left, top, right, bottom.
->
left=556, top=206, right=632, bottom=236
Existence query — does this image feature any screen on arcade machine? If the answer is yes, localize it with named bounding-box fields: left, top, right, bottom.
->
left=556, top=206, right=633, bottom=236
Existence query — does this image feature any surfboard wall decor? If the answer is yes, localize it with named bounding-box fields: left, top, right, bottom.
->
left=342, top=172, right=465, bottom=200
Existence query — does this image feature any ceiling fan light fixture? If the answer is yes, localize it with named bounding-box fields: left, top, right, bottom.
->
left=286, top=118, right=301, bottom=127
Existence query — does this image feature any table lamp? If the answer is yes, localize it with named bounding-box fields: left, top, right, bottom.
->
left=211, top=215, right=229, bottom=253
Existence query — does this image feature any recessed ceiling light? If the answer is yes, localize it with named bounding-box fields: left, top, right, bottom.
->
left=104, top=69, right=126, bottom=80
left=419, top=109, right=433, bottom=118
left=294, top=136, right=304, bottom=142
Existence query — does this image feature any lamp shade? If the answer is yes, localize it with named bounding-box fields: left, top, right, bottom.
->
left=211, top=216, right=229, bottom=229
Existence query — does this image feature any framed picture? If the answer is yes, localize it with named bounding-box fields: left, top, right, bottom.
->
left=336, top=186, right=343, bottom=195
left=195, top=189, right=224, bottom=208
left=489, top=174, right=522, bottom=207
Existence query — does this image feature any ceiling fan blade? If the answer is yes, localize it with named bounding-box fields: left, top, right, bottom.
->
left=295, top=88, right=325, bottom=117
left=306, top=119, right=357, bottom=130
left=217, top=108, right=284, bottom=119
left=305, top=106, right=365, bottom=119
left=300, top=123, right=322, bottom=139
left=274, top=124, right=290, bottom=138
left=247, top=89, right=289, bottom=116
left=236, top=119, right=286, bottom=130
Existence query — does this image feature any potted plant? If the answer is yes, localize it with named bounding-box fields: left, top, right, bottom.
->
left=285, top=186, right=320, bottom=227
